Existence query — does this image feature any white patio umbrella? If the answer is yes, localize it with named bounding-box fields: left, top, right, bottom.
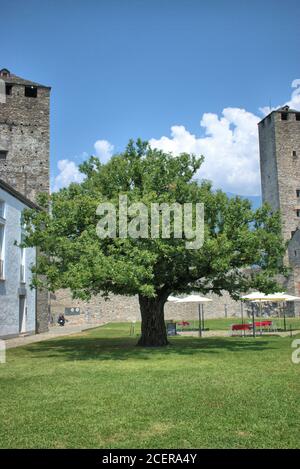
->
left=167, top=295, right=181, bottom=302
left=176, top=294, right=213, bottom=304
left=241, top=291, right=278, bottom=336
left=241, top=291, right=299, bottom=301
left=176, top=294, right=212, bottom=337
left=241, top=291, right=300, bottom=334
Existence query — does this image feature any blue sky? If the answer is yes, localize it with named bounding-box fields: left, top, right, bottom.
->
left=1, top=0, right=299, bottom=196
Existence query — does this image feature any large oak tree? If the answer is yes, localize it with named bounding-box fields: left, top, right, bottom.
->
left=24, top=140, right=286, bottom=346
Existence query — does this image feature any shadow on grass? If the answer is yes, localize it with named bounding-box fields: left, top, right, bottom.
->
left=24, top=333, right=278, bottom=362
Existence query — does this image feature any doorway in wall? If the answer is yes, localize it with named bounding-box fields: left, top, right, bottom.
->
left=19, top=296, right=26, bottom=333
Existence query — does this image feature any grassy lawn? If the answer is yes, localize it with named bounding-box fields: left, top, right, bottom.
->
left=0, top=322, right=300, bottom=449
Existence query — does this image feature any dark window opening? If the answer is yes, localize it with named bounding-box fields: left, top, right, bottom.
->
left=0, top=150, right=7, bottom=160
left=296, top=190, right=300, bottom=198
left=293, top=150, right=297, bottom=158
left=296, top=113, right=300, bottom=121
left=25, top=86, right=37, bottom=98
left=297, top=209, right=300, bottom=218
left=281, top=112, right=288, bottom=120
left=5, top=84, right=12, bottom=96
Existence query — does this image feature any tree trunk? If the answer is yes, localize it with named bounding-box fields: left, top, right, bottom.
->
left=137, top=293, right=169, bottom=347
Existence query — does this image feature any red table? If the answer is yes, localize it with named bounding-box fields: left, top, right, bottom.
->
left=231, top=324, right=251, bottom=331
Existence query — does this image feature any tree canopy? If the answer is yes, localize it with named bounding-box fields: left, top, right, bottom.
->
left=23, top=140, right=287, bottom=346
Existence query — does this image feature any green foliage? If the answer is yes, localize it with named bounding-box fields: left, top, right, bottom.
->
left=23, top=139, right=287, bottom=300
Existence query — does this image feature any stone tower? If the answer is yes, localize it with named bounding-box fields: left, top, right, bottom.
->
left=0, top=68, right=50, bottom=200
left=258, top=105, right=300, bottom=301
left=0, top=68, right=51, bottom=332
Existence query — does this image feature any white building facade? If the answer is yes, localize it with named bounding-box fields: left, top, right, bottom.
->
left=0, top=179, right=38, bottom=338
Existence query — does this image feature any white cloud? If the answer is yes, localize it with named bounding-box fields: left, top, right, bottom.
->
left=150, top=79, right=300, bottom=196
left=150, top=109, right=260, bottom=196
left=286, top=79, right=300, bottom=111
left=94, top=139, right=114, bottom=162
left=53, top=159, right=85, bottom=192
left=52, top=140, right=114, bottom=192
left=260, top=79, right=300, bottom=116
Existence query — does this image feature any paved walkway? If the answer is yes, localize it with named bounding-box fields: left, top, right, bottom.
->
left=4, top=323, right=106, bottom=349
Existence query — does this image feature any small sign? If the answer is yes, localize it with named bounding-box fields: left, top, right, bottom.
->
left=166, top=322, right=177, bottom=336
left=64, top=307, right=80, bottom=316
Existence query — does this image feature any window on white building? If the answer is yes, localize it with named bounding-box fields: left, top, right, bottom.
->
left=0, top=200, right=5, bottom=218
left=20, top=228, right=26, bottom=284
left=0, top=224, right=4, bottom=280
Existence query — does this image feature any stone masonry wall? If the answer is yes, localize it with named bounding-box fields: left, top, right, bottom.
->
left=258, top=113, right=280, bottom=213
left=50, top=288, right=244, bottom=326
